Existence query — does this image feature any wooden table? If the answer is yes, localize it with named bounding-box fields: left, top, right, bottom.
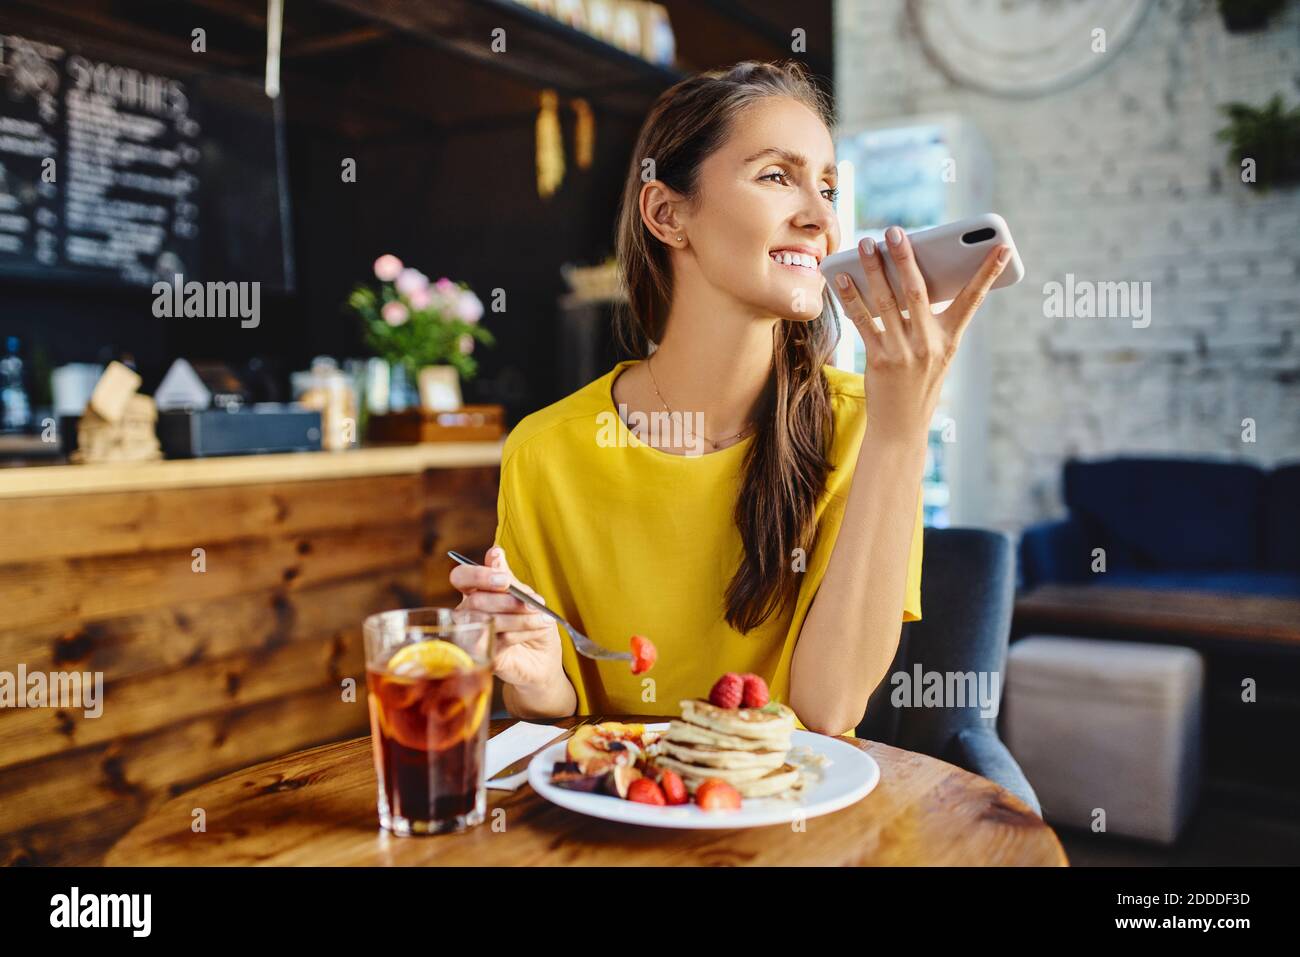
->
left=1013, top=584, right=1300, bottom=811
left=1014, top=584, right=1300, bottom=650
left=105, top=715, right=1068, bottom=866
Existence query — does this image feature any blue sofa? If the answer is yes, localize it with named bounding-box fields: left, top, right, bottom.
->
left=1018, top=457, right=1300, bottom=597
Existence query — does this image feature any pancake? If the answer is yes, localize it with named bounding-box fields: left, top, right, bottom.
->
left=734, top=764, right=805, bottom=799
left=659, top=738, right=787, bottom=771
left=664, top=719, right=783, bottom=752
left=678, top=698, right=797, bottom=743
left=654, top=757, right=804, bottom=798
left=653, top=752, right=780, bottom=785
left=651, top=696, right=804, bottom=799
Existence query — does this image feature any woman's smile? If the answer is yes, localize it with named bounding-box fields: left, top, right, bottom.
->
left=768, top=247, right=824, bottom=273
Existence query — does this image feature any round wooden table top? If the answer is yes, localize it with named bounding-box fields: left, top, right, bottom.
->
left=105, top=715, right=1068, bottom=866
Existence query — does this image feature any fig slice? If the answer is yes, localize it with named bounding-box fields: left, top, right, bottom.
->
left=550, top=764, right=606, bottom=793
left=602, top=764, right=643, bottom=799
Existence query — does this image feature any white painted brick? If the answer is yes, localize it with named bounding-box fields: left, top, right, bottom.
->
left=837, top=0, right=1300, bottom=527
left=1256, top=259, right=1299, bottom=280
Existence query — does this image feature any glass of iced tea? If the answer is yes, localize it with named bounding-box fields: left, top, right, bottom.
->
left=363, top=607, right=493, bottom=836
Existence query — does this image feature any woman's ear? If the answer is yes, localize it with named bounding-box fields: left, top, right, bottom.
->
left=639, top=179, right=687, bottom=247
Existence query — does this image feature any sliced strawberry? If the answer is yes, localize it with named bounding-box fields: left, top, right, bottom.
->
left=708, top=672, right=744, bottom=709
left=695, top=778, right=742, bottom=811
left=629, top=634, right=657, bottom=674
left=658, top=769, right=689, bottom=806
left=626, top=778, right=667, bottom=805
left=740, top=673, right=769, bottom=708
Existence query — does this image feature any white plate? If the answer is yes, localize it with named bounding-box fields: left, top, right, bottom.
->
left=527, top=723, right=880, bottom=829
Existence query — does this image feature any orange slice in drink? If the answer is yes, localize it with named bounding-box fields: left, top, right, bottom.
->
left=387, top=640, right=475, bottom=678
left=422, top=679, right=490, bottom=751
left=458, top=687, right=490, bottom=749
left=371, top=643, right=482, bottom=751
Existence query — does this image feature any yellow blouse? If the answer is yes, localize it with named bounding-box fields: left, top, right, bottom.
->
left=493, top=359, right=923, bottom=734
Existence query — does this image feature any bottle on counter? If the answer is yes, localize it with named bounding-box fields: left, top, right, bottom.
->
left=1, top=336, right=31, bottom=432
left=294, top=357, right=358, bottom=451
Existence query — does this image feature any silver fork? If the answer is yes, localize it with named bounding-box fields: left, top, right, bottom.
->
left=447, top=551, right=632, bottom=664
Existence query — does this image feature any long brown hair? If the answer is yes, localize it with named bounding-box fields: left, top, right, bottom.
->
left=613, top=60, right=842, bottom=633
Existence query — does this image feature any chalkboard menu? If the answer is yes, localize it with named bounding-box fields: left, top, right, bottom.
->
left=0, top=30, right=200, bottom=286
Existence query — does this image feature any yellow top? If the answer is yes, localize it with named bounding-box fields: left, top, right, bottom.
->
left=494, top=360, right=923, bottom=735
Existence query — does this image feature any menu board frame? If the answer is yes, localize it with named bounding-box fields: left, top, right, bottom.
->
left=0, top=21, right=294, bottom=293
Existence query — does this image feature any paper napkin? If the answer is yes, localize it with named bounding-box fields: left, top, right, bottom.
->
left=484, top=722, right=570, bottom=791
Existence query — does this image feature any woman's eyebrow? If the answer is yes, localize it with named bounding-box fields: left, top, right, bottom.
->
left=743, top=146, right=837, bottom=179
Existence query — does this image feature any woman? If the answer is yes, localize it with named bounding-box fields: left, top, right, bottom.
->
left=450, top=60, right=1009, bottom=736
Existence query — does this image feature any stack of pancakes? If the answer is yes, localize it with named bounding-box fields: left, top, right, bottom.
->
left=652, top=698, right=803, bottom=798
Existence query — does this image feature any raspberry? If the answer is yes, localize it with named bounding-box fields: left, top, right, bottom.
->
left=741, top=673, right=769, bottom=708
left=708, top=672, right=744, bottom=709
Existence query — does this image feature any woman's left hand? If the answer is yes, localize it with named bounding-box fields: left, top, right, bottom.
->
left=832, top=226, right=1010, bottom=444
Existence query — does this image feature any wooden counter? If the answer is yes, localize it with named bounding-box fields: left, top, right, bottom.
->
left=0, top=442, right=504, bottom=865
left=0, top=441, right=505, bottom=497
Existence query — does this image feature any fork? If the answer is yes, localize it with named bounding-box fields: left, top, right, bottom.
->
left=447, top=551, right=632, bottom=665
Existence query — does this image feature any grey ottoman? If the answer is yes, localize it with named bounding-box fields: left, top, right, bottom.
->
left=1004, top=635, right=1204, bottom=845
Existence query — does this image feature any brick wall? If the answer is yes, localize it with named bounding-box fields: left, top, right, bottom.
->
left=834, top=0, right=1300, bottom=530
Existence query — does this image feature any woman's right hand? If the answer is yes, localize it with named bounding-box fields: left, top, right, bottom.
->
left=451, top=546, right=565, bottom=692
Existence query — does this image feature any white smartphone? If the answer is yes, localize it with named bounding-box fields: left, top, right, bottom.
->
left=820, top=213, right=1025, bottom=320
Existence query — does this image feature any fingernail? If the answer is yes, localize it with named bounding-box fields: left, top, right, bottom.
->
left=997, top=245, right=1011, bottom=265
left=859, top=236, right=875, bottom=256
left=886, top=226, right=903, bottom=247
left=490, top=573, right=508, bottom=586
left=835, top=272, right=849, bottom=289
left=872, top=315, right=886, bottom=334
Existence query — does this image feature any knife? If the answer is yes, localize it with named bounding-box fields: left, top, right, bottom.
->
left=487, top=718, right=594, bottom=782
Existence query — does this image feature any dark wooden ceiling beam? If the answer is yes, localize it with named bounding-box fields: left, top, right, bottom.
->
left=316, top=0, right=681, bottom=114
left=284, top=25, right=391, bottom=59
left=5, top=0, right=255, bottom=69
left=690, top=0, right=833, bottom=77
left=181, top=0, right=269, bottom=32
left=0, top=1, right=426, bottom=138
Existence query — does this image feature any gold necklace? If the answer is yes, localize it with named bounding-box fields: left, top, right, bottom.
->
left=645, top=353, right=754, bottom=449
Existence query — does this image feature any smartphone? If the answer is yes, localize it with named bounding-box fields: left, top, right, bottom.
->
left=820, top=213, right=1025, bottom=320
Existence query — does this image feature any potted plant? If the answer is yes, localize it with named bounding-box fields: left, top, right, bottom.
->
left=1216, top=94, right=1300, bottom=190
left=347, top=255, right=494, bottom=411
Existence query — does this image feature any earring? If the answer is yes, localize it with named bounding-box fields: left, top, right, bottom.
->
left=676, top=235, right=684, bottom=242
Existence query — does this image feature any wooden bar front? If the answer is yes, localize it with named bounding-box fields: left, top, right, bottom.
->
left=0, top=445, right=503, bottom=865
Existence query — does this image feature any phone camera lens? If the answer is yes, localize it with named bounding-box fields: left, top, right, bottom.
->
left=961, top=227, right=996, bottom=244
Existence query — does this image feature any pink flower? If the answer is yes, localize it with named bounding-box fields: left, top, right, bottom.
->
left=408, top=286, right=432, bottom=310
left=373, top=254, right=403, bottom=282
left=458, top=333, right=475, bottom=355
left=434, top=277, right=456, bottom=293
left=456, top=290, right=484, bottom=324
left=381, top=301, right=409, bottom=326
left=395, top=268, right=429, bottom=297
